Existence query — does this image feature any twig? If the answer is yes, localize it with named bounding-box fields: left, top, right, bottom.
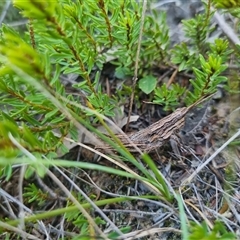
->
left=166, top=67, right=178, bottom=88
left=126, top=0, right=147, bottom=131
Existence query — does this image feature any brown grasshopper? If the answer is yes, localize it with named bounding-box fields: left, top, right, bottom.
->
left=115, top=94, right=213, bottom=153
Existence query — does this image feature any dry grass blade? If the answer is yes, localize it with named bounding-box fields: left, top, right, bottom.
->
left=0, top=221, right=42, bottom=240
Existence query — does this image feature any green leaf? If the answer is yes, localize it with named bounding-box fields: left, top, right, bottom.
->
left=138, top=75, right=157, bottom=94
left=115, top=66, right=132, bottom=79
left=50, top=115, right=66, bottom=124
left=44, top=108, right=59, bottom=120
left=179, top=61, right=188, bottom=71
left=22, top=125, right=42, bottom=148
left=1, top=164, right=12, bottom=181
left=107, top=226, right=131, bottom=239
left=13, top=1, right=57, bottom=19
left=0, top=120, right=19, bottom=138
left=24, top=166, right=35, bottom=179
